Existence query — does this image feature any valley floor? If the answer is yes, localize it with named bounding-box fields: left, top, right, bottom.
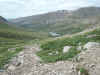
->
left=0, top=44, right=100, bottom=75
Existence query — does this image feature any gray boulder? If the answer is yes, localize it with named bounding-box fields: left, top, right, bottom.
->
left=63, top=46, right=72, bottom=53
left=84, top=42, right=100, bottom=49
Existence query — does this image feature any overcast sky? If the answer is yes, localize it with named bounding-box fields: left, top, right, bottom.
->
left=0, top=0, right=100, bottom=19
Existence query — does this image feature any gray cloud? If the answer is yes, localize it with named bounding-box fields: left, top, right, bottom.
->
left=0, top=0, right=100, bottom=18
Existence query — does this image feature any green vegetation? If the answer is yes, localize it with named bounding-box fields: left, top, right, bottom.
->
left=37, top=46, right=80, bottom=62
left=0, top=22, right=49, bottom=69
left=76, top=65, right=89, bottom=75
left=0, top=22, right=49, bottom=40
left=0, top=37, right=25, bottom=69
left=79, top=67, right=89, bottom=75
left=37, top=28, right=100, bottom=62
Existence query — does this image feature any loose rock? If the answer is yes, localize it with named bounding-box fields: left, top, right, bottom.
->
left=84, top=42, right=100, bottom=49
left=63, top=46, right=72, bottom=53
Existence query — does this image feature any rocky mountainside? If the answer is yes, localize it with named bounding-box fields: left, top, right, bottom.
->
left=10, top=7, right=100, bottom=35
left=72, top=7, right=100, bottom=18
left=0, top=16, right=8, bottom=23
left=0, top=16, right=11, bottom=28
left=11, top=10, right=69, bottom=26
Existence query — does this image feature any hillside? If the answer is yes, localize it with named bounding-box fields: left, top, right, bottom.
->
left=10, top=7, right=100, bottom=35
left=0, top=25, right=100, bottom=75
left=37, top=26, right=100, bottom=62
left=0, top=17, right=49, bottom=40
left=0, top=16, right=49, bottom=69
left=0, top=17, right=28, bottom=68
left=0, top=6, right=100, bottom=75
left=0, top=16, right=8, bottom=23
left=72, top=7, right=100, bottom=18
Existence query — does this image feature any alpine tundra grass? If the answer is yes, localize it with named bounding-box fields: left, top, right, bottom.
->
left=37, top=28, right=100, bottom=62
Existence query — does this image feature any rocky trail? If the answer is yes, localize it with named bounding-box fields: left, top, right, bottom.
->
left=0, top=43, right=100, bottom=75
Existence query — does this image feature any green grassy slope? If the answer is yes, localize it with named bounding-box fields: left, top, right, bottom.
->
left=0, top=22, right=49, bottom=69
left=0, top=22, right=49, bottom=40
left=0, top=22, right=25, bottom=68
left=0, top=37, right=24, bottom=68
left=37, top=27, right=100, bottom=62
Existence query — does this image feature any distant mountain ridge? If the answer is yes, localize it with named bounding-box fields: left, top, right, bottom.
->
left=10, top=7, right=100, bottom=35
left=0, top=16, right=9, bottom=28
left=11, top=10, right=70, bottom=27
left=0, top=16, right=8, bottom=23
left=73, top=7, right=100, bottom=18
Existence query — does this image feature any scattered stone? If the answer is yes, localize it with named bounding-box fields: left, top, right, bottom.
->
left=84, top=42, right=100, bottom=49
left=77, top=46, right=83, bottom=51
left=78, top=71, right=81, bottom=75
left=55, top=51, right=59, bottom=55
left=4, top=64, right=9, bottom=69
left=7, top=65, right=16, bottom=71
left=48, top=53, right=53, bottom=56
left=48, top=51, right=59, bottom=56
left=17, top=55, right=24, bottom=65
left=71, top=64, right=75, bottom=70
left=87, top=34, right=100, bottom=38
left=89, top=64, right=95, bottom=68
left=9, top=55, right=24, bottom=67
left=8, top=48, right=16, bottom=52
left=18, top=51, right=24, bottom=56
left=63, top=46, right=72, bottom=53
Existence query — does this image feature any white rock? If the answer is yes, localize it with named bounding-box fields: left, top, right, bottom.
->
left=89, top=64, right=95, bottom=68
left=84, top=42, right=100, bottom=49
left=77, top=46, right=82, bottom=51
left=8, top=48, right=16, bottom=52
left=55, top=51, right=59, bottom=54
left=78, top=71, right=81, bottom=75
left=63, top=46, right=72, bottom=53
left=48, top=53, right=53, bottom=56
left=17, top=55, right=24, bottom=64
left=71, top=64, right=75, bottom=70
left=7, top=65, right=16, bottom=71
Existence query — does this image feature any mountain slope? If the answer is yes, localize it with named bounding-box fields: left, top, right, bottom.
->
left=72, top=7, right=100, bottom=18
left=0, top=16, right=48, bottom=68
left=10, top=10, right=70, bottom=33
left=37, top=26, right=100, bottom=62
left=0, top=16, right=8, bottom=23
left=0, top=17, right=49, bottom=40
left=0, top=17, right=24, bottom=68
left=10, top=7, right=100, bottom=35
